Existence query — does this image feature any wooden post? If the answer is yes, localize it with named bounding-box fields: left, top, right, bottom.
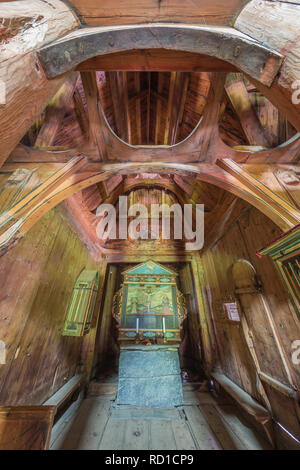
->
left=191, top=255, right=216, bottom=374
left=80, top=259, right=108, bottom=382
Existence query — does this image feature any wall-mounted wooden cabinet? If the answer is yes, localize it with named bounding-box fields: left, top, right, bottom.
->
left=62, top=270, right=99, bottom=337
left=258, top=224, right=300, bottom=319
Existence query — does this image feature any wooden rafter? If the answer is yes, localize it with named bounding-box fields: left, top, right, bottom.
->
left=122, top=72, right=131, bottom=144
left=216, top=158, right=300, bottom=227
left=170, top=72, right=190, bottom=145
left=108, top=72, right=127, bottom=141
left=134, top=72, right=142, bottom=145
left=80, top=71, right=106, bottom=160
left=76, top=49, right=238, bottom=73
left=1, top=158, right=300, bottom=256
left=146, top=72, right=151, bottom=144
left=0, top=156, right=87, bottom=254
left=155, top=73, right=164, bottom=145
left=225, top=73, right=271, bottom=148
left=34, top=73, right=79, bottom=148
left=73, top=88, right=89, bottom=139
left=164, top=72, right=176, bottom=145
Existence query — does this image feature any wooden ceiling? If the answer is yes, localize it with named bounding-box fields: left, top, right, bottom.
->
left=1, top=0, right=300, bottom=257
left=65, top=0, right=248, bottom=26
left=13, top=68, right=297, bottom=258
left=21, top=70, right=295, bottom=150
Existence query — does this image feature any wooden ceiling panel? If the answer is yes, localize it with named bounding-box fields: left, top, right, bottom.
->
left=99, top=71, right=211, bottom=146
left=76, top=49, right=238, bottom=73
left=68, top=0, right=248, bottom=26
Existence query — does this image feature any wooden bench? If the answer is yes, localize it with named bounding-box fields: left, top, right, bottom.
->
left=43, top=374, right=83, bottom=412
left=0, top=406, right=56, bottom=450
left=212, top=371, right=275, bottom=447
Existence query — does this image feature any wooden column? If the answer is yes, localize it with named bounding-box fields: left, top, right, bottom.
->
left=191, top=255, right=216, bottom=374
left=80, top=259, right=108, bottom=382
left=96, top=264, right=118, bottom=371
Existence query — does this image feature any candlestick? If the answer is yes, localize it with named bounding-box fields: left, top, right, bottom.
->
left=162, top=317, right=166, bottom=334
left=136, top=318, right=139, bottom=334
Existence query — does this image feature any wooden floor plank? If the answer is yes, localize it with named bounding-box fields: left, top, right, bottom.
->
left=110, top=407, right=180, bottom=420
left=76, top=400, right=110, bottom=450
left=50, top=392, right=272, bottom=451
left=123, top=420, right=150, bottom=450
left=215, top=404, right=271, bottom=450
left=150, top=421, right=177, bottom=450
left=98, top=419, right=127, bottom=450
left=171, top=419, right=197, bottom=450
left=183, top=406, right=222, bottom=450
left=59, top=398, right=109, bottom=450
left=199, top=404, right=246, bottom=450
left=50, top=394, right=83, bottom=450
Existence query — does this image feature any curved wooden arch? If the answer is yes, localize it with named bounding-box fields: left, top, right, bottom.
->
left=91, top=78, right=300, bottom=164
left=2, top=159, right=300, bottom=256
left=97, top=177, right=198, bottom=210
left=231, top=259, right=258, bottom=291
left=38, top=24, right=283, bottom=86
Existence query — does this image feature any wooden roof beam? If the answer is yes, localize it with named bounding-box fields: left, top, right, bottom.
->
left=225, top=73, right=272, bottom=148
left=122, top=72, right=132, bottom=145
left=164, top=72, right=176, bottom=145
left=216, top=158, right=300, bottom=228
left=235, top=0, right=300, bottom=131
left=1, top=160, right=299, bottom=256
left=0, top=0, right=79, bottom=167
left=76, top=49, right=238, bottom=73
left=34, top=73, right=79, bottom=148
left=66, top=0, right=249, bottom=27
left=73, top=88, right=89, bottom=139
left=154, top=73, right=164, bottom=145
left=134, top=73, right=142, bottom=145
left=38, top=24, right=283, bottom=87
left=108, top=72, right=127, bottom=142
left=81, top=71, right=107, bottom=160
left=170, top=72, right=190, bottom=145
left=0, top=155, right=87, bottom=255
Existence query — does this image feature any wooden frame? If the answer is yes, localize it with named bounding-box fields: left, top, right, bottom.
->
left=62, top=269, right=99, bottom=336
left=258, top=224, right=300, bottom=319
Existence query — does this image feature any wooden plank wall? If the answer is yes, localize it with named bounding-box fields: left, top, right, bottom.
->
left=202, top=206, right=300, bottom=446
left=0, top=207, right=97, bottom=406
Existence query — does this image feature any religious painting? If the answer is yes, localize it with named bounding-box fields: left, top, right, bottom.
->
left=113, top=261, right=187, bottom=344
left=126, top=284, right=174, bottom=316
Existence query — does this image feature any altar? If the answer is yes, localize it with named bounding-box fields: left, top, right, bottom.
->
left=113, top=261, right=186, bottom=407
left=113, top=261, right=187, bottom=344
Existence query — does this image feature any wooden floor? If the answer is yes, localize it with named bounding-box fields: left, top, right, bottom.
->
left=50, top=383, right=271, bottom=450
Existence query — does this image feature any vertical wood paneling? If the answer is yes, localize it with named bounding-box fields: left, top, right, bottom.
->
left=0, top=207, right=98, bottom=405
left=202, top=206, right=300, bottom=446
